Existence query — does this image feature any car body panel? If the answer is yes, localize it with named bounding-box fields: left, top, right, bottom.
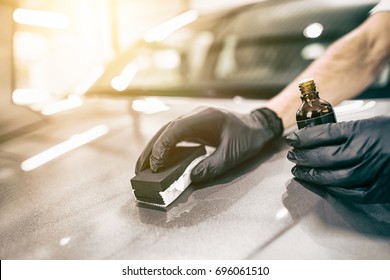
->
left=1, top=96, right=389, bottom=259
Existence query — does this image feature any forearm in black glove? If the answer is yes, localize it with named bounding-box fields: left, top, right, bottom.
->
left=135, top=107, right=283, bottom=183
left=286, top=116, right=390, bottom=203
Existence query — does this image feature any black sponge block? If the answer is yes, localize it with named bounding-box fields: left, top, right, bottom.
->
left=131, top=145, right=206, bottom=205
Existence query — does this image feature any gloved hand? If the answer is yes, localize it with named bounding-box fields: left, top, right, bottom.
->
left=135, top=107, right=283, bottom=183
left=286, top=116, right=390, bottom=203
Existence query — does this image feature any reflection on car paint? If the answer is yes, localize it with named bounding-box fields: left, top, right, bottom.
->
left=21, top=124, right=109, bottom=171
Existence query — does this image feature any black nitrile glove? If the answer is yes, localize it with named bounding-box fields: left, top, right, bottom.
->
left=135, top=107, right=283, bottom=183
left=286, top=116, right=390, bottom=203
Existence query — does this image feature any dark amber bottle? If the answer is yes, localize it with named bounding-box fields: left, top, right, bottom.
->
left=296, top=79, right=337, bottom=129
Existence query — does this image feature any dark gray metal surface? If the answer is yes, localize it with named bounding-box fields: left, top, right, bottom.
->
left=1, top=97, right=389, bottom=259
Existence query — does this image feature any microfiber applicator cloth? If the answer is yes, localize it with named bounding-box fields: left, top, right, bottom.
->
left=131, top=145, right=209, bottom=208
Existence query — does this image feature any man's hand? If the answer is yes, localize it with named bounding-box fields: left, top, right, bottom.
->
left=135, top=107, right=283, bottom=183
left=286, top=116, right=390, bottom=203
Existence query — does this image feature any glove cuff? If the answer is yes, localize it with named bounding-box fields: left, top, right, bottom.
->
left=251, top=107, right=284, bottom=139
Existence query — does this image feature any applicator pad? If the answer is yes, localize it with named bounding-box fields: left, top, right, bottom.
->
left=131, top=145, right=207, bottom=208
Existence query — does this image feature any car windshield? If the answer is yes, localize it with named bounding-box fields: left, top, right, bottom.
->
left=87, top=0, right=378, bottom=99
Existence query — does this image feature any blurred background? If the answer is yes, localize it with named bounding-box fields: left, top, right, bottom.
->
left=3, top=0, right=263, bottom=104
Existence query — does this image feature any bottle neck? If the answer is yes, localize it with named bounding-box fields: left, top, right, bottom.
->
left=299, top=79, right=319, bottom=102
left=301, top=91, right=319, bottom=102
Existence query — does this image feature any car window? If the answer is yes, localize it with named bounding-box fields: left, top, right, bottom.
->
left=91, top=28, right=215, bottom=92
left=88, top=0, right=389, bottom=99
left=213, top=35, right=316, bottom=86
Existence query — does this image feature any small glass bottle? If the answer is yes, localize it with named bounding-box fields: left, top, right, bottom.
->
left=296, top=79, right=337, bottom=129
